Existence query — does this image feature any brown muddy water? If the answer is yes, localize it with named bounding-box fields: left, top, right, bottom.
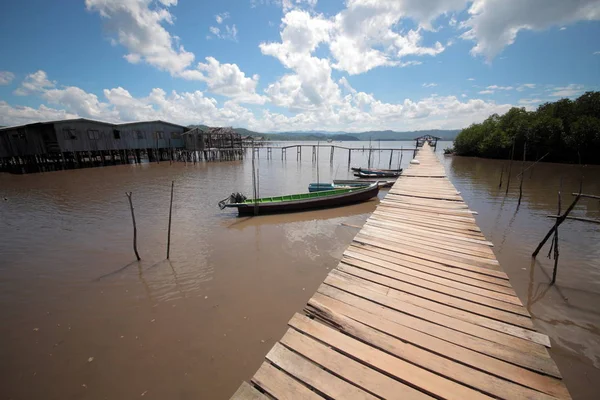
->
left=0, top=141, right=599, bottom=399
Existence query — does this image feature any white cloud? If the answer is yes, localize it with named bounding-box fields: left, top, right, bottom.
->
left=479, top=90, right=494, bottom=94
left=468, top=78, right=475, bottom=81
left=422, top=83, right=437, bottom=88
left=4, top=70, right=516, bottom=132
left=0, top=71, right=15, bottom=85
left=594, top=51, right=600, bottom=55
left=183, top=57, right=266, bottom=104
left=398, top=61, right=423, bottom=67
left=559, top=27, right=567, bottom=31
left=215, top=12, right=229, bottom=24
left=518, top=98, right=542, bottom=105
left=0, top=101, right=78, bottom=127
left=85, top=0, right=195, bottom=76
left=250, top=0, right=317, bottom=11
left=461, top=0, right=600, bottom=60
left=14, top=70, right=55, bottom=96
left=516, top=83, right=536, bottom=91
left=43, top=86, right=119, bottom=121
left=329, top=2, right=449, bottom=75
left=208, top=24, right=238, bottom=41
left=461, top=94, right=468, bottom=98
left=549, top=84, right=585, bottom=97
left=486, top=85, right=513, bottom=90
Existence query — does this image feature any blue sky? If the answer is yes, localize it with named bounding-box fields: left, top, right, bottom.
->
left=0, top=0, right=599, bottom=132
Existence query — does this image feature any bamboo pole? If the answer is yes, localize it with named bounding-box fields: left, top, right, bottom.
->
left=571, top=193, right=600, bottom=200
left=505, top=138, right=516, bottom=195
left=125, top=192, right=141, bottom=261
left=551, top=188, right=561, bottom=284
left=252, top=140, right=258, bottom=216
left=388, top=150, right=393, bottom=169
left=167, top=180, right=174, bottom=259
left=532, top=193, right=581, bottom=257
left=498, top=164, right=504, bottom=189
left=518, top=142, right=527, bottom=205
left=546, top=215, right=600, bottom=224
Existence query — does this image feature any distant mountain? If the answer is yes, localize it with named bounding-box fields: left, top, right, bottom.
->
left=355, top=129, right=460, bottom=141
left=187, top=125, right=458, bottom=141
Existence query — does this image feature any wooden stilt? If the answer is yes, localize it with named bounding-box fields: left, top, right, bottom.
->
left=125, top=192, right=141, bottom=261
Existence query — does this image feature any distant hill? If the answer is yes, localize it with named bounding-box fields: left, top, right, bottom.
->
left=187, top=125, right=458, bottom=141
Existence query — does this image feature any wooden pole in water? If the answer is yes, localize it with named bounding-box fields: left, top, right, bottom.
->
left=498, top=164, right=504, bottom=189
left=551, top=186, right=561, bottom=284
left=125, top=192, right=141, bottom=261
left=316, top=141, right=320, bottom=185
left=518, top=142, right=527, bottom=205
left=505, top=138, right=516, bottom=196
left=388, top=150, right=393, bottom=169
left=532, top=193, right=581, bottom=257
left=167, top=180, right=174, bottom=259
left=252, top=140, right=258, bottom=216
left=348, top=148, right=351, bottom=167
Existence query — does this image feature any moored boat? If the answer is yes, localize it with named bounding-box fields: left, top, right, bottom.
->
left=219, top=182, right=379, bottom=216
left=333, top=179, right=395, bottom=188
left=354, top=170, right=402, bottom=178
left=351, top=167, right=403, bottom=173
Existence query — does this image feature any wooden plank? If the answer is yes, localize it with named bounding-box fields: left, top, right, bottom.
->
left=362, top=224, right=495, bottom=258
left=353, top=236, right=507, bottom=279
left=316, top=285, right=560, bottom=377
left=252, top=362, right=323, bottom=400
left=324, top=272, right=551, bottom=348
left=230, top=382, right=269, bottom=400
left=372, top=211, right=485, bottom=238
left=360, top=227, right=497, bottom=261
left=364, top=220, right=495, bottom=255
left=374, top=209, right=482, bottom=233
left=378, top=204, right=477, bottom=222
left=289, top=313, right=492, bottom=400
left=280, top=329, right=433, bottom=400
left=266, top=343, right=378, bottom=400
left=333, top=267, right=534, bottom=330
left=349, top=244, right=512, bottom=289
left=370, top=212, right=485, bottom=237
left=343, top=249, right=520, bottom=302
left=388, top=191, right=463, bottom=201
left=380, top=200, right=476, bottom=216
left=307, top=296, right=569, bottom=399
left=357, top=231, right=499, bottom=268
left=366, top=217, right=494, bottom=247
left=341, top=254, right=522, bottom=306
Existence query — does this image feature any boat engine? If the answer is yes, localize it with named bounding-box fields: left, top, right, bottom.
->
left=218, top=192, right=247, bottom=209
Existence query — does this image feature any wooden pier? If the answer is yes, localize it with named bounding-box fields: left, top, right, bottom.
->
left=231, top=143, right=571, bottom=400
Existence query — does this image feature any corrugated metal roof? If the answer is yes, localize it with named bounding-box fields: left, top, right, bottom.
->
left=0, top=118, right=187, bottom=132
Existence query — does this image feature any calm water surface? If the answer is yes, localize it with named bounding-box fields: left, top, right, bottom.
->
left=1, top=141, right=599, bottom=399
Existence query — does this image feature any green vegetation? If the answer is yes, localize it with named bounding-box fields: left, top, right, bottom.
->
left=454, top=92, right=600, bottom=164
left=187, top=126, right=460, bottom=141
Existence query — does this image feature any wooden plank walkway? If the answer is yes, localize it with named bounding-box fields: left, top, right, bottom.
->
left=231, top=143, right=571, bottom=400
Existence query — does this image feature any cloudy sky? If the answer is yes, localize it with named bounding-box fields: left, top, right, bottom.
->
left=0, top=0, right=599, bottom=132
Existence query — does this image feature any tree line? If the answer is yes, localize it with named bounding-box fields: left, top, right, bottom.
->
left=453, top=91, right=600, bottom=164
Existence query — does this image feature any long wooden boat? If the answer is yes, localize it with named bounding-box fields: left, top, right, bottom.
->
left=309, top=181, right=393, bottom=192
left=221, top=182, right=379, bottom=216
left=354, top=170, right=401, bottom=178
left=351, top=167, right=403, bottom=173
left=333, top=179, right=395, bottom=187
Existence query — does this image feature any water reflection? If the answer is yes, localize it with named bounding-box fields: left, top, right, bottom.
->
left=1, top=141, right=598, bottom=399
left=442, top=151, right=600, bottom=397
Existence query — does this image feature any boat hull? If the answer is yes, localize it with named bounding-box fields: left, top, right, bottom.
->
left=354, top=171, right=401, bottom=178
left=227, top=184, right=379, bottom=216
